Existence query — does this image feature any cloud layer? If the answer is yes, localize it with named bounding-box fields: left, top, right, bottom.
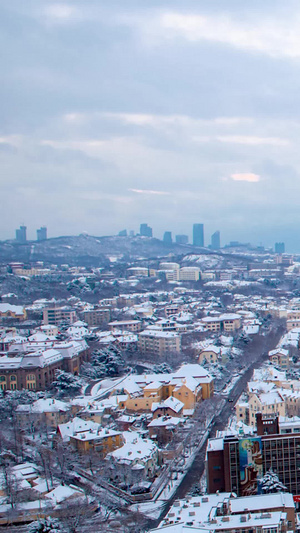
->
left=1, top=1, right=300, bottom=250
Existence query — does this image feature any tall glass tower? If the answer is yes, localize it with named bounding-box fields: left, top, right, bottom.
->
left=193, top=223, right=204, bottom=247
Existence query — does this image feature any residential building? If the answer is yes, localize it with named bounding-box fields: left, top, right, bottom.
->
left=198, top=345, right=221, bottom=364
left=154, top=492, right=295, bottom=533
left=43, top=307, right=77, bottom=326
left=201, top=314, right=241, bottom=332
left=108, top=320, right=142, bottom=332
left=193, top=223, right=204, bottom=247
left=0, top=304, right=27, bottom=321
left=83, top=308, right=110, bottom=326
left=206, top=414, right=300, bottom=497
left=70, top=427, right=123, bottom=455
left=16, top=398, right=71, bottom=429
left=138, top=330, right=181, bottom=356
left=179, top=267, right=201, bottom=281
left=127, top=267, right=149, bottom=277
left=268, top=348, right=289, bottom=368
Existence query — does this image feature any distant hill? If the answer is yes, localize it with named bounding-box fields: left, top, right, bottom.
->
left=0, top=235, right=196, bottom=266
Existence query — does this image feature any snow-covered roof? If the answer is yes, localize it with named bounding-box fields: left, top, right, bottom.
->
left=107, top=431, right=158, bottom=465
left=152, top=396, right=184, bottom=414
left=58, top=417, right=100, bottom=441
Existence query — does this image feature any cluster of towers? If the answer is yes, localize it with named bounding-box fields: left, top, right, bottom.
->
left=15, top=226, right=47, bottom=243
left=138, top=222, right=221, bottom=249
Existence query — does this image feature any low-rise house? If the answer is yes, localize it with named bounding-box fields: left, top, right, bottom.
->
left=198, top=345, right=221, bottom=364
left=16, top=398, right=71, bottom=429
left=70, top=427, right=123, bottom=455
left=57, top=416, right=101, bottom=442
left=0, top=304, right=27, bottom=321
left=106, top=431, right=160, bottom=479
left=108, top=320, right=142, bottom=333
left=148, top=416, right=183, bottom=444
left=268, top=348, right=289, bottom=368
left=152, top=396, right=184, bottom=419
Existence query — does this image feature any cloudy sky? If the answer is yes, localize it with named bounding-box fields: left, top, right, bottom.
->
left=2, top=1, right=300, bottom=250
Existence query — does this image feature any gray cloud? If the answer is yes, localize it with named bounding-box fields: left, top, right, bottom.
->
left=2, top=1, right=300, bottom=249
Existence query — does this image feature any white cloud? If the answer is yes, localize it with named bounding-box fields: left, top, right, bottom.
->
left=157, top=11, right=300, bottom=59
left=129, top=188, right=170, bottom=195
left=231, top=173, right=260, bottom=182
left=42, top=3, right=79, bottom=24
left=217, top=135, right=290, bottom=146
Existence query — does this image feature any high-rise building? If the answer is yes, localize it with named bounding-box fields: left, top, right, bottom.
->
left=37, top=226, right=47, bottom=241
left=175, top=234, right=188, bottom=244
left=206, top=413, right=300, bottom=497
left=140, top=223, right=153, bottom=237
left=275, top=242, right=285, bottom=254
left=193, top=223, right=204, bottom=247
left=211, top=230, right=220, bottom=250
left=163, top=231, right=172, bottom=244
left=16, top=226, right=27, bottom=243
left=118, top=229, right=127, bottom=237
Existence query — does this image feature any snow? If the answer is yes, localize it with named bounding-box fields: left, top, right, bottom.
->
left=45, top=484, right=84, bottom=505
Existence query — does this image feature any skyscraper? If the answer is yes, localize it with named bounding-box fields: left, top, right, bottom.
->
left=16, top=226, right=27, bottom=243
left=37, top=226, right=47, bottom=241
left=163, top=231, right=172, bottom=244
left=275, top=242, right=285, bottom=254
left=193, top=223, right=204, bottom=247
left=211, top=230, right=220, bottom=250
left=140, top=223, right=153, bottom=237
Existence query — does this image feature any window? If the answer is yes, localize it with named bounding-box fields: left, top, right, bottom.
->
left=0, top=376, right=6, bottom=382
left=10, top=375, right=16, bottom=381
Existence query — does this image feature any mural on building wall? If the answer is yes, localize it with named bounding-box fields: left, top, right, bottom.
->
left=239, top=437, right=263, bottom=495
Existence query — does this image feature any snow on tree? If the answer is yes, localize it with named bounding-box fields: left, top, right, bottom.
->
left=259, top=470, right=287, bottom=494
left=81, top=345, right=126, bottom=379
left=27, top=516, right=62, bottom=533
left=153, top=362, right=172, bottom=374
left=51, top=370, right=84, bottom=398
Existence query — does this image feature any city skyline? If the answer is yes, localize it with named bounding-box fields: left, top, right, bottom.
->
left=2, top=2, right=300, bottom=249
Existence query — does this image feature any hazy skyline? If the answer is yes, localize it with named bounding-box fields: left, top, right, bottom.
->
left=2, top=1, right=300, bottom=250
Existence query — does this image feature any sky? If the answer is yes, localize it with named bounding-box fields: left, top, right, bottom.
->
left=2, top=1, right=300, bottom=250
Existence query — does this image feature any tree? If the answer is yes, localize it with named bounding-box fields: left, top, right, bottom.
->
left=51, top=370, right=84, bottom=399
left=0, top=450, right=21, bottom=509
left=27, top=516, right=62, bottom=533
left=259, top=470, right=287, bottom=493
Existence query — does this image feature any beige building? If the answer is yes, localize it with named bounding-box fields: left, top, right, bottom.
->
left=248, top=391, right=286, bottom=426
left=138, top=330, right=181, bottom=356
left=268, top=348, right=289, bottom=368
left=83, top=308, right=110, bottom=326
left=0, top=304, right=27, bottom=321
left=43, top=307, right=77, bottom=326
left=201, top=314, right=241, bottom=332
left=198, top=345, right=221, bottom=364
left=179, top=267, right=201, bottom=281
left=108, top=320, right=142, bottom=332
left=127, top=267, right=149, bottom=277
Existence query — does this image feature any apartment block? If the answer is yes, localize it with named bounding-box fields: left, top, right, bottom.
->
left=138, top=330, right=181, bottom=356
left=43, top=307, right=77, bottom=326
